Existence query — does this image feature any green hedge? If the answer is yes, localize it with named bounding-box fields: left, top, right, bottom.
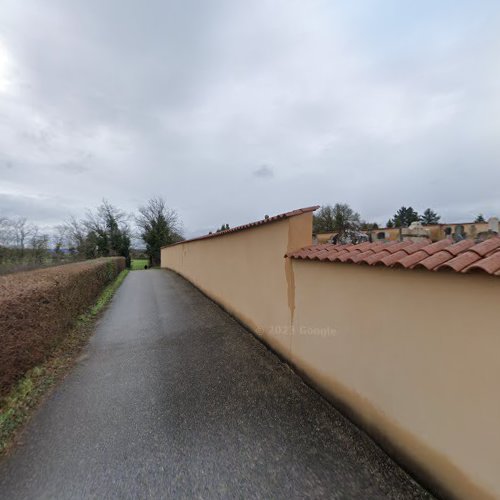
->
left=0, top=257, right=125, bottom=398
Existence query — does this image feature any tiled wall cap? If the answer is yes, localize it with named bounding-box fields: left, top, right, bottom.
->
left=287, top=237, right=500, bottom=278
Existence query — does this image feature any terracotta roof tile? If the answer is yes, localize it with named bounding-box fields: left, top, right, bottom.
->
left=380, top=250, right=413, bottom=267
left=465, top=251, right=500, bottom=274
left=400, top=240, right=433, bottom=253
left=363, top=250, right=391, bottom=265
left=287, top=236, right=500, bottom=278
left=446, top=239, right=475, bottom=255
left=349, top=247, right=382, bottom=264
left=351, top=241, right=375, bottom=252
left=395, top=250, right=429, bottom=269
left=338, top=250, right=362, bottom=262
left=420, top=239, right=453, bottom=255
left=295, top=249, right=313, bottom=259
left=328, top=249, right=350, bottom=262
left=414, top=240, right=477, bottom=271
left=385, top=241, right=414, bottom=254
left=469, top=238, right=500, bottom=257
left=436, top=251, right=482, bottom=273
left=415, top=251, right=456, bottom=271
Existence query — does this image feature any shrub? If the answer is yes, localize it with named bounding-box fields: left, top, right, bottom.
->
left=0, top=257, right=125, bottom=398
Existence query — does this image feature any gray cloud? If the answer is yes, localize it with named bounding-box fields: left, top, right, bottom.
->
left=0, top=192, right=72, bottom=224
left=253, top=165, right=274, bottom=179
left=56, top=161, right=90, bottom=175
left=0, top=0, right=499, bottom=235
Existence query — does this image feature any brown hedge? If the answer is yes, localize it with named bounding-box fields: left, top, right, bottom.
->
left=0, top=257, right=125, bottom=398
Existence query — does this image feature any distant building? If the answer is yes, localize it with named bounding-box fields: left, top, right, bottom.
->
left=314, top=217, right=499, bottom=244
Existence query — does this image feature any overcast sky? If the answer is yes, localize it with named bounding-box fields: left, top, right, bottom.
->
left=1, top=0, right=499, bottom=237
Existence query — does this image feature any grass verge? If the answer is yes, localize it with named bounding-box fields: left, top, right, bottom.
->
left=0, top=268, right=129, bottom=457
left=131, top=259, right=148, bottom=270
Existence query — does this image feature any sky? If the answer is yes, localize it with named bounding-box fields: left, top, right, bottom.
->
left=1, top=0, right=499, bottom=238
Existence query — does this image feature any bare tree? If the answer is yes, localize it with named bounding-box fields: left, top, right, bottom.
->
left=11, top=217, right=35, bottom=252
left=29, top=227, right=49, bottom=264
left=0, top=217, right=13, bottom=246
left=60, top=217, right=91, bottom=257
left=313, top=203, right=361, bottom=240
left=84, top=200, right=131, bottom=264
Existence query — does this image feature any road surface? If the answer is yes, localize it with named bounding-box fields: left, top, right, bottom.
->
left=0, top=269, right=432, bottom=499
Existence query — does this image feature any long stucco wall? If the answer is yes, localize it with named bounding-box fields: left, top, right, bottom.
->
left=161, top=212, right=313, bottom=357
left=162, top=213, right=500, bottom=499
left=291, top=261, right=500, bottom=499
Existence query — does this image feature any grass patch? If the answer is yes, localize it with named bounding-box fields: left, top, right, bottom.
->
left=131, top=259, right=149, bottom=270
left=0, top=268, right=129, bottom=457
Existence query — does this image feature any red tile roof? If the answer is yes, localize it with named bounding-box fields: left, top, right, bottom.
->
left=163, top=206, right=320, bottom=248
left=286, top=237, right=500, bottom=277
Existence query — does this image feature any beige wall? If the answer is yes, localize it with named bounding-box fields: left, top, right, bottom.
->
left=161, top=213, right=313, bottom=357
left=162, top=213, right=500, bottom=499
left=291, top=261, right=500, bottom=499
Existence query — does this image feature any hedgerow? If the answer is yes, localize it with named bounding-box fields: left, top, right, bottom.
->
left=0, top=257, right=125, bottom=398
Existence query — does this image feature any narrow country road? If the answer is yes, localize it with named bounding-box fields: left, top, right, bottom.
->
left=0, top=270, right=432, bottom=499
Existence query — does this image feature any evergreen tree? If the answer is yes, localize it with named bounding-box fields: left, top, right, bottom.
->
left=136, top=197, right=183, bottom=267
left=420, top=208, right=441, bottom=225
left=84, top=200, right=132, bottom=266
left=390, top=206, right=420, bottom=228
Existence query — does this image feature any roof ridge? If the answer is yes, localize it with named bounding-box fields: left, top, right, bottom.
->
left=164, top=205, right=320, bottom=248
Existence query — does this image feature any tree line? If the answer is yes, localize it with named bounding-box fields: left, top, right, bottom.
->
left=0, top=216, right=52, bottom=272
left=386, top=207, right=488, bottom=227
left=313, top=203, right=490, bottom=241
left=0, top=197, right=183, bottom=274
left=2, top=199, right=493, bottom=273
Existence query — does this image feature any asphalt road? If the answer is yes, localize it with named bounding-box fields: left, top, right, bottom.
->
left=0, top=269, right=432, bottom=499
